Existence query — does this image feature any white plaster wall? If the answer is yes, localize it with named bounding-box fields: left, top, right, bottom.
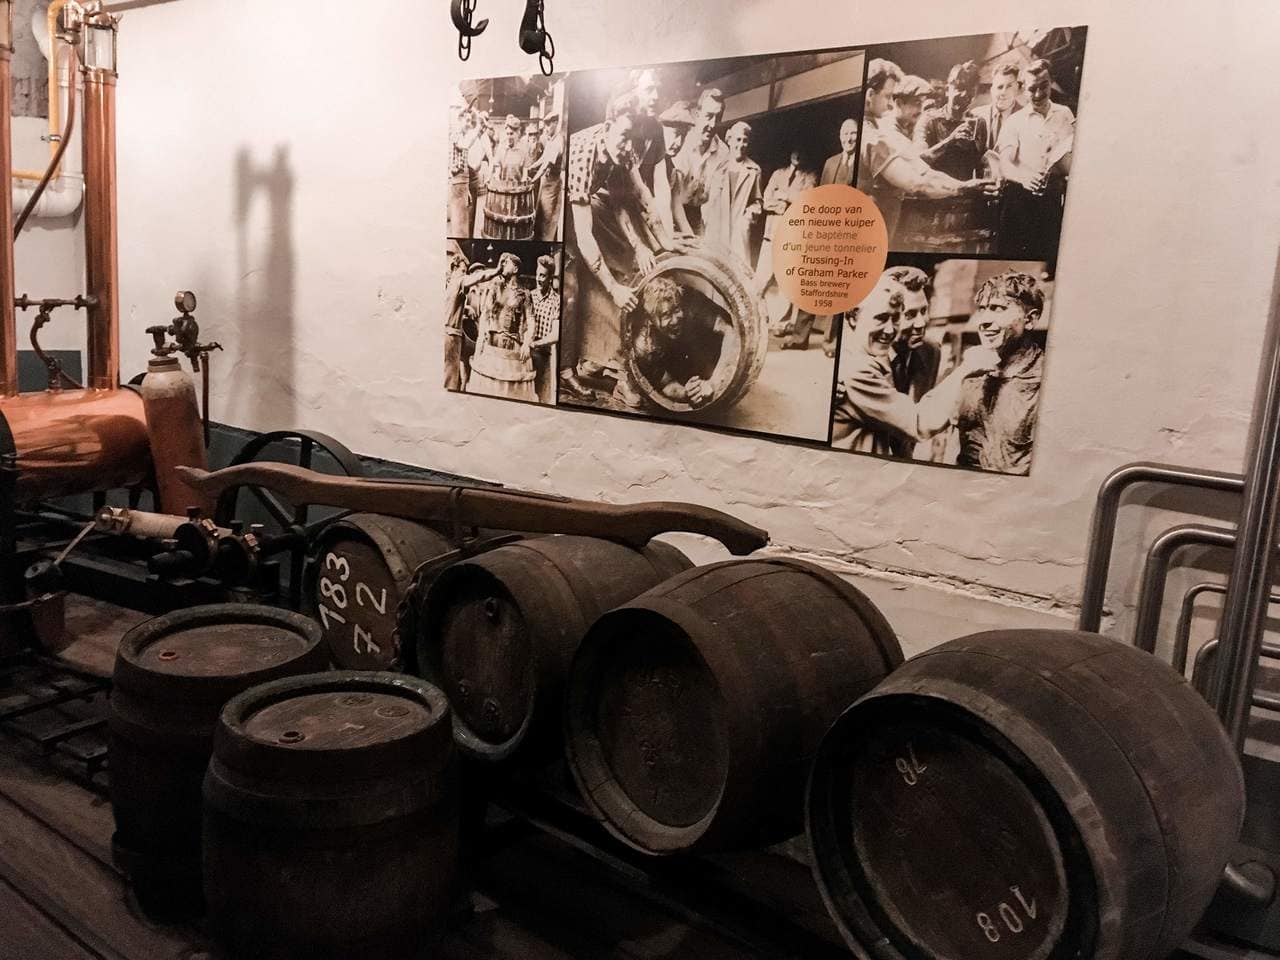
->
left=104, top=0, right=1280, bottom=658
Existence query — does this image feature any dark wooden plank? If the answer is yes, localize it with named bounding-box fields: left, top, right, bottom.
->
left=0, top=874, right=101, bottom=960
left=0, top=792, right=212, bottom=960
left=0, top=735, right=117, bottom=869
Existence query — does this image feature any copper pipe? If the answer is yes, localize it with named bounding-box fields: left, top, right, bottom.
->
left=82, top=68, right=118, bottom=392
left=0, top=45, right=17, bottom=398
left=0, top=388, right=150, bottom=500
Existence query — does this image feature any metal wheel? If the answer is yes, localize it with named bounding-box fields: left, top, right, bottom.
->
left=213, top=430, right=363, bottom=609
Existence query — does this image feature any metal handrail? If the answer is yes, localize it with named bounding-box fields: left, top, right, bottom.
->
left=1191, top=637, right=1280, bottom=712
left=1130, top=524, right=1250, bottom=654
left=1077, top=462, right=1242, bottom=633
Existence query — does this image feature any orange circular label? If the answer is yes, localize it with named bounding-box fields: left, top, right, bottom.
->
left=772, top=185, right=889, bottom=315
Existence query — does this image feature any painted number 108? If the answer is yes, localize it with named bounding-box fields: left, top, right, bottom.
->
left=975, top=886, right=1038, bottom=943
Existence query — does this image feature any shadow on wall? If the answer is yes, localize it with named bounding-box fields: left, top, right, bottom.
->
left=233, top=145, right=296, bottom=428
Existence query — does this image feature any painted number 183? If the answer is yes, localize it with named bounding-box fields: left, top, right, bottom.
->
left=316, top=552, right=389, bottom=656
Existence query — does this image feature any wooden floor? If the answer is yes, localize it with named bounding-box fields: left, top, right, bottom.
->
left=0, top=595, right=1274, bottom=960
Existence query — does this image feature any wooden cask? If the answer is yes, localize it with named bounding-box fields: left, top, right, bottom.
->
left=565, top=558, right=903, bottom=854
left=203, top=671, right=459, bottom=960
left=418, top=535, right=691, bottom=762
left=306, top=513, right=453, bottom=671
left=108, top=604, right=326, bottom=916
left=806, top=629, right=1246, bottom=960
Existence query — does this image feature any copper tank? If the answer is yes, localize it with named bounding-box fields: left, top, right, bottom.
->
left=0, top=11, right=152, bottom=502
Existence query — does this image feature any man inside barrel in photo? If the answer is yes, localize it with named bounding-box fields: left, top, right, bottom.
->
left=915, top=60, right=985, bottom=180
left=631, top=276, right=738, bottom=409
left=996, top=59, right=1075, bottom=258
left=492, top=114, right=529, bottom=184
left=954, top=269, right=1046, bottom=475
left=832, top=271, right=998, bottom=456
left=858, top=58, right=995, bottom=246
left=561, top=95, right=687, bottom=407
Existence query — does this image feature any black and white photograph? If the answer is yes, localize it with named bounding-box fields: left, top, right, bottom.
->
left=830, top=255, right=1054, bottom=475
left=449, top=74, right=568, bottom=242
left=858, top=27, right=1086, bottom=259
left=557, top=50, right=866, bottom=441
left=445, top=239, right=563, bottom=405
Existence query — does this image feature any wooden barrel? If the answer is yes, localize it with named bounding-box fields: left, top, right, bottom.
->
left=565, top=558, right=903, bottom=854
left=467, top=342, right=537, bottom=402
left=306, top=513, right=452, bottom=671
left=481, top=178, right=537, bottom=240
left=806, top=629, right=1246, bottom=960
left=418, top=535, right=691, bottom=763
left=203, top=671, right=459, bottom=960
left=108, top=604, right=325, bottom=916
left=625, top=247, right=767, bottom=416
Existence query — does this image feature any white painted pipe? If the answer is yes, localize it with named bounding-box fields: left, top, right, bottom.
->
left=12, top=172, right=84, bottom=220
left=11, top=5, right=84, bottom=222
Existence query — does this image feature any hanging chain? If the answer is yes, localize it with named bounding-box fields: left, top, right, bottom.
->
left=457, top=0, right=477, bottom=61
left=535, top=1, right=555, bottom=76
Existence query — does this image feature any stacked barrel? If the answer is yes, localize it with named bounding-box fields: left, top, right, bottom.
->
left=103, top=512, right=1248, bottom=959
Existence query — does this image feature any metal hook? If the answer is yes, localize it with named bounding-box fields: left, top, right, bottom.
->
left=452, top=0, right=488, bottom=61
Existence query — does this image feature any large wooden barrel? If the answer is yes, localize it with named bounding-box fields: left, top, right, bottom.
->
left=306, top=513, right=452, bottom=671
left=806, top=629, right=1246, bottom=960
left=481, top=178, right=537, bottom=240
left=624, top=247, right=767, bottom=416
left=565, top=558, right=903, bottom=854
left=204, top=671, right=459, bottom=960
left=418, top=535, right=691, bottom=763
left=108, top=604, right=325, bottom=916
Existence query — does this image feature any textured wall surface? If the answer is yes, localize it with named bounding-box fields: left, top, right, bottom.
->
left=104, top=0, right=1280, bottom=658
left=10, top=0, right=48, bottom=119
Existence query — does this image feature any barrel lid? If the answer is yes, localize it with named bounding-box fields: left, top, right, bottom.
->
left=215, top=671, right=453, bottom=781
left=808, top=694, right=1082, bottom=960
left=566, top=603, right=731, bottom=854
left=113, top=604, right=325, bottom=703
left=426, top=560, right=538, bottom=759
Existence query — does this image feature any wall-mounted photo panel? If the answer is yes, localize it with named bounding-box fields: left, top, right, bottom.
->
left=443, top=26, right=1088, bottom=476
left=830, top=255, right=1054, bottom=475
left=859, top=27, right=1086, bottom=258
left=558, top=49, right=866, bottom=441
left=445, top=239, right=564, bottom=406
left=448, top=73, right=568, bottom=242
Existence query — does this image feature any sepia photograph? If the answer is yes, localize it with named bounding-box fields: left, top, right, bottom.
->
left=557, top=49, right=866, bottom=441
left=445, top=239, right=563, bottom=405
left=830, top=255, right=1054, bottom=475
left=859, top=27, right=1086, bottom=259
left=449, top=73, right=568, bottom=242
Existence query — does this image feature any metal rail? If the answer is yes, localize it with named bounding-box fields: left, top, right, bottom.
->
left=1130, top=524, right=1250, bottom=654
left=1216, top=251, right=1280, bottom=748
left=1077, top=462, right=1243, bottom=633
